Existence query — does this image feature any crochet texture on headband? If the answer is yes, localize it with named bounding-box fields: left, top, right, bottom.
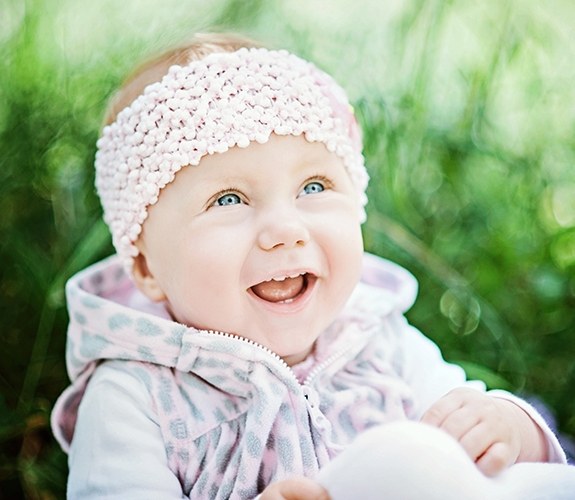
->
left=95, top=47, right=369, bottom=268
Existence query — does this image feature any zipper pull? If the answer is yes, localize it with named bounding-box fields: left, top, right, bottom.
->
left=303, top=385, right=334, bottom=436
left=302, top=385, right=319, bottom=408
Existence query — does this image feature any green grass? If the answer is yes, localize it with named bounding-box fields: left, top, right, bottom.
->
left=1, top=0, right=574, bottom=497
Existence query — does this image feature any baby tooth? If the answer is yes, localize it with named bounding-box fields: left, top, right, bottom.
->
left=269, top=272, right=305, bottom=282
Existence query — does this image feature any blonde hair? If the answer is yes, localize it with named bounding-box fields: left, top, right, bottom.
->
left=104, top=33, right=261, bottom=125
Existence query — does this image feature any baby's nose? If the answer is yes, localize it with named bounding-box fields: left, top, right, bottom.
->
left=257, top=209, right=310, bottom=251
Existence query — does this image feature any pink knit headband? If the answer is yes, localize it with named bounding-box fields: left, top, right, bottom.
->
left=95, top=47, right=368, bottom=268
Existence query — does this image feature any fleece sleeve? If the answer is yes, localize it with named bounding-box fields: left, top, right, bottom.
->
left=398, top=317, right=567, bottom=463
left=67, top=362, right=187, bottom=499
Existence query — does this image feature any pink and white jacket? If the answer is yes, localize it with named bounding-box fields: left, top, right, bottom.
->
left=51, top=253, right=566, bottom=499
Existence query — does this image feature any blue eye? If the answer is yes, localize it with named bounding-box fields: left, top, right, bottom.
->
left=302, top=181, right=325, bottom=195
left=216, top=193, right=242, bottom=206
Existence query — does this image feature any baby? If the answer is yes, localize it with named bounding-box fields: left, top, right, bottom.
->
left=52, top=33, right=575, bottom=499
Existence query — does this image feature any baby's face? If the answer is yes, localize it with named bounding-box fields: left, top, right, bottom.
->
left=134, top=134, right=364, bottom=365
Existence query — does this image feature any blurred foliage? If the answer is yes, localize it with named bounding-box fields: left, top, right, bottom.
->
left=1, top=0, right=574, bottom=497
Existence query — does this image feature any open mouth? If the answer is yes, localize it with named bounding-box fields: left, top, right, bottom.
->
left=250, top=272, right=316, bottom=304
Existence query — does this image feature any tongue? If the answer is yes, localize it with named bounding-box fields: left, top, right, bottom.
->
left=251, top=275, right=305, bottom=303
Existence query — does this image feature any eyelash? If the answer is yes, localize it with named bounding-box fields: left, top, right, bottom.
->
left=208, top=187, right=245, bottom=208
left=303, top=175, right=333, bottom=191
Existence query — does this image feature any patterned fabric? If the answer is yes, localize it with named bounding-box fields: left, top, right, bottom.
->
left=51, top=254, right=427, bottom=498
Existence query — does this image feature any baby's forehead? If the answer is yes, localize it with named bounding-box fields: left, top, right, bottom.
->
left=166, top=134, right=346, bottom=188
left=95, top=47, right=368, bottom=269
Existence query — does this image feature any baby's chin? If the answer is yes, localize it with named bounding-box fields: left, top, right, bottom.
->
left=231, top=328, right=316, bottom=366
left=278, top=345, right=315, bottom=367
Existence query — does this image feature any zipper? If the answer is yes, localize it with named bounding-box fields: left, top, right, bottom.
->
left=203, top=329, right=353, bottom=395
left=204, top=329, right=298, bottom=383
left=302, top=345, right=351, bottom=389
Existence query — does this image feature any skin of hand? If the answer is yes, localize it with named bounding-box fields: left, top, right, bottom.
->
left=420, top=388, right=548, bottom=476
left=259, top=477, right=331, bottom=500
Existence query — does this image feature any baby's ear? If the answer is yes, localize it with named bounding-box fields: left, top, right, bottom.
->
left=132, top=253, right=167, bottom=303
